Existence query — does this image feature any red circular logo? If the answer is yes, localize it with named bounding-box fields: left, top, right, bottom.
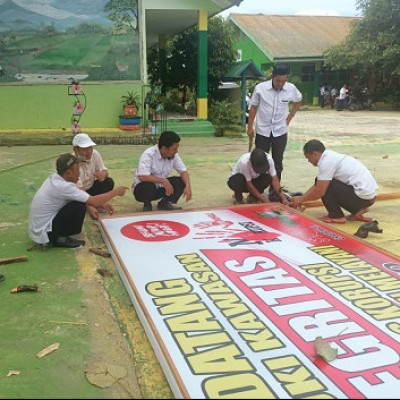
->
left=120, top=219, right=190, bottom=242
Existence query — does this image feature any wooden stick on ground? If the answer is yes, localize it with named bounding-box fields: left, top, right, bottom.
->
left=0, top=256, right=28, bottom=265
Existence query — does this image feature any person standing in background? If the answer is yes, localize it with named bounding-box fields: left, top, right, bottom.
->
left=330, top=86, right=339, bottom=108
left=320, top=83, right=329, bottom=108
left=337, top=83, right=349, bottom=110
left=247, top=64, right=302, bottom=201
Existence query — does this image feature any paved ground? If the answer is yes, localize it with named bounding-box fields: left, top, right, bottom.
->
left=1, top=107, right=400, bottom=398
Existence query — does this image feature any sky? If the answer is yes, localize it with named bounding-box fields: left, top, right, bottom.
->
left=220, top=0, right=360, bottom=18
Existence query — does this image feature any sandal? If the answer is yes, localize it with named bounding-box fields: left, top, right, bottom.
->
left=319, top=216, right=346, bottom=224
left=347, top=214, right=373, bottom=222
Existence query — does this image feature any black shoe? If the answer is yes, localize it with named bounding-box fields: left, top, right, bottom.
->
left=143, top=202, right=152, bottom=212
left=54, top=236, right=85, bottom=248
left=157, top=201, right=182, bottom=211
left=233, top=192, right=243, bottom=204
left=247, top=194, right=259, bottom=204
left=268, top=191, right=282, bottom=202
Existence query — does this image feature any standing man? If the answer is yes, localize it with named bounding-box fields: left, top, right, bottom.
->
left=337, top=83, right=349, bottom=110
left=228, top=148, right=289, bottom=205
left=29, top=153, right=128, bottom=248
left=330, top=86, right=339, bottom=108
left=290, top=140, right=377, bottom=224
left=247, top=64, right=302, bottom=201
left=320, top=83, right=328, bottom=108
left=133, top=130, right=192, bottom=212
left=72, top=133, right=114, bottom=220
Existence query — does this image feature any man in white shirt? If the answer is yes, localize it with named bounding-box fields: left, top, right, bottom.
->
left=247, top=64, right=302, bottom=201
left=29, top=153, right=128, bottom=248
left=228, top=148, right=289, bottom=205
left=337, top=83, right=349, bottom=110
left=132, top=130, right=192, bottom=212
left=291, top=140, right=378, bottom=224
left=73, top=133, right=115, bottom=220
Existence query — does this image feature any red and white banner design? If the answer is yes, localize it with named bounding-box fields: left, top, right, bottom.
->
left=100, top=204, right=400, bottom=399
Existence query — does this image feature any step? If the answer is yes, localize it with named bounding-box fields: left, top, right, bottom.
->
left=149, top=119, right=216, bottom=137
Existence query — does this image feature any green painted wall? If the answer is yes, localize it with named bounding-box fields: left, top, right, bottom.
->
left=0, top=83, right=144, bottom=131
left=232, top=27, right=271, bottom=74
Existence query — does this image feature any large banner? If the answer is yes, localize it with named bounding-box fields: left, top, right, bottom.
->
left=99, top=204, right=400, bottom=399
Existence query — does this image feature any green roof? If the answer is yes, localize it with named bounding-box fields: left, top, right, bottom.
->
left=222, top=60, right=264, bottom=81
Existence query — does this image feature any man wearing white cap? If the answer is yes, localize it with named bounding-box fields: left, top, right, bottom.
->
left=72, top=133, right=115, bottom=220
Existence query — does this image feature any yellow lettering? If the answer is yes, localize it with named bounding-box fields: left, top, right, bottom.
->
left=166, top=309, right=223, bottom=332
left=154, top=293, right=205, bottom=315
left=175, top=331, right=231, bottom=355
left=319, top=274, right=351, bottom=284
left=387, top=322, right=400, bottom=334
left=368, top=278, right=400, bottom=291
left=264, top=355, right=328, bottom=397
left=202, top=280, right=231, bottom=293
left=368, top=305, right=400, bottom=320
left=342, top=288, right=375, bottom=301
left=204, top=373, right=276, bottom=398
left=188, top=344, right=253, bottom=374
left=230, top=312, right=265, bottom=330
left=211, top=293, right=249, bottom=317
left=301, top=263, right=339, bottom=276
left=193, top=271, right=219, bottom=283
left=240, top=329, right=284, bottom=352
left=146, top=278, right=191, bottom=297
left=176, top=253, right=202, bottom=265
left=354, top=297, right=392, bottom=310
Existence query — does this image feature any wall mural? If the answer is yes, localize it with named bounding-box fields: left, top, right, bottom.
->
left=0, top=0, right=140, bottom=84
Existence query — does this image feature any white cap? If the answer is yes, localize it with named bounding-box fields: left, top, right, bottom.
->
left=72, top=133, right=96, bottom=148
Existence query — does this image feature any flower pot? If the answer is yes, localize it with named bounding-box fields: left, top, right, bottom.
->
left=120, top=124, right=141, bottom=130
left=119, top=115, right=141, bottom=130
left=119, top=116, right=141, bottom=125
left=124, top=105, right=137, bottom=117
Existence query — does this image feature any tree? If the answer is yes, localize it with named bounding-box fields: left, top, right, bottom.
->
left=323, top=0, right=400, bottom=104
left=104, top=0, right=138, bottom=31
left=147, top=16, right=237, bottom=106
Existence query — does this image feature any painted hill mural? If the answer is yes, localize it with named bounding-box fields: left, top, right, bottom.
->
left=0, top=0, right=140, bottom=83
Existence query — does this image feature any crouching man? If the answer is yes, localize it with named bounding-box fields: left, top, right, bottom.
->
left=29, top=153, right=128, bottom=248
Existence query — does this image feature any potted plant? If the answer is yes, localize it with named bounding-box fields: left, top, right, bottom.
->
left=119, top=90, right=142, bottom=130
left=208, top=100, right=243, bottom=137
left=121, top=90, right=141, bottom=117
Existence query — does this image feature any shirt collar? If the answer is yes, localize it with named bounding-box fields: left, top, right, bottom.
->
left=155, top=145, right=163, bottom=160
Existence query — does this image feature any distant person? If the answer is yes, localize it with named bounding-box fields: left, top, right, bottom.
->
left=228, top=148, right=289, bottom=205
left=29, top=154, right=128, bottom=248
left=245, top=92, right=251, bottom=123
left=330, top=86, right=339, bottom=108
left=72, top=133, right=114, bottom=220
left=337, top=83, right=349, bottom=110
left=320, top=83, right=329, bottom=108
left=132, top=130, right=192, bottom=212
left=290, top=140, right=377, bottom=224
left=247, top=64, right=302, bottom=201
